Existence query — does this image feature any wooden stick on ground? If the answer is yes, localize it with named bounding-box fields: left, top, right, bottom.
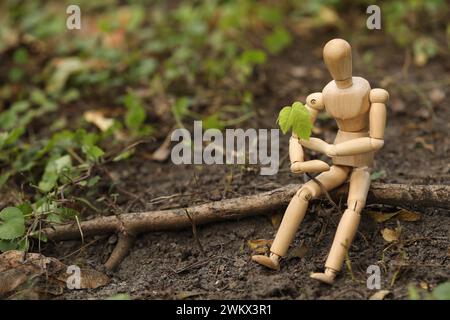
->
left=43, top=183, right=450, bottom=270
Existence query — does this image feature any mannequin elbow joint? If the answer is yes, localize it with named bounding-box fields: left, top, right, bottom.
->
left=370, top=138, right=384, bottom=150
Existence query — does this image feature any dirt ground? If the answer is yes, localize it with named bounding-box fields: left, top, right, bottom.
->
left=49, top=34, right=450, bottom=300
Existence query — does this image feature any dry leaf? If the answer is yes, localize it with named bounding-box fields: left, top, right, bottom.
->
left=103, top=29, right=126, bottom=49
left=366, top=210, right=399, bottom=223
left=83, top=110, right=127, bottom=141
left=391, top=98, right=406, bottom=114
left=397, top=209, right=421, bottom=222
left=381, top=228, right=400, bottom=242
left=414, top=51, right=427, bottom=66
left=247, top=239, right=273, bottom=254
left=84, top=111, right=114, bottom=132
left=429, top=88, right=445, bottom=105
left=288, top=241, right=308, bottom=259
left=271, top=213, right=283, bottom=228
left=151, top=132, right=173, bottom=162
left=414, top=137, right=435, bottom=152
left=318, top=6, right=341, bottom=26
left=369, top=290, right=390, bottom=300
left=290, top=66, right=307, bottom=78
left=0, top=251, right=109, bottom=298
left=84, top=110, right=113, bottom=132
left=367, top=209, right=421, bottom=223
left=46, top=57, right=86, bottom=94
left=57, top=267, right=109, bottom=289
left=419, top=281, right=429, bottom=290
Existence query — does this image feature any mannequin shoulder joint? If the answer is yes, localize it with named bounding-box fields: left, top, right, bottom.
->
left=306, top=92, right=324, bottom=110
left=370, top=88, right=389, bottom=104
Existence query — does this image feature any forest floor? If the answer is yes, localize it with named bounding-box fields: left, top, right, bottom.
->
left=50, top=34, right=450, bottom=300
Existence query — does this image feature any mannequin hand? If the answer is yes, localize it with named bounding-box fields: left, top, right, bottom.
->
left=291, top=160, right=330, bottom=174
left=290, top=161, right=303, bottom=174
left=325, top=144, right=337, bottom=157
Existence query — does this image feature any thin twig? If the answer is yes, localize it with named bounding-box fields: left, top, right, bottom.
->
left=75, top=215, right=84, bottom=245
left=171, top=256, right=217, bottom=274
left=305, top=172, right=342, bottom=215
left=59, top=238, right=102, bottom=261
left=185, top=209, right=205, bottom=256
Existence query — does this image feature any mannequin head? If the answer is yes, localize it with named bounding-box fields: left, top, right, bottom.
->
left=323, top=39, right=353, bottom=88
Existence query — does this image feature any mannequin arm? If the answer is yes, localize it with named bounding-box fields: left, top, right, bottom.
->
left=290, top=92, right=326, bottom=163
left=330, top=137, right=383, bottom=156
left=297, top=137, right=329, bottom=154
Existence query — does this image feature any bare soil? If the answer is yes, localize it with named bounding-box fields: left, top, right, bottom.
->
left=49, top=34, right=450, bottom=300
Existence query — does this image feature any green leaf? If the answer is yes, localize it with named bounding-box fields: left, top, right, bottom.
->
left=46, top=57, right=85, bottom=95
left=136, top=58, right=158, bottom=78
left=5, top=126, right=26, bottom=145
left=264, top=27, right=292, bottom=54
left=113, top=149, right=135, bottom=162
left=371, top=170, right=386, bottom=181
left=0, top=172, right=11, bottom=188
left=203, top=114, right=224, bottom=130
left=277, top=101, right=312, bottom=139
left=30, top=231, right=47, bottom=242
left=0, top=207, right=25, bottom=240
left=408, top=285, right=421, bottom=300
left=277, top=106, right=293, bottom=134
left=0, top=240, right=18, bottom=252
left=87, top=176, right=101, bottom=187
left=0, top=110, right=17, bottom=130
left=124, top=92, right=146, bottom=132
left=106, top=293, right=131, bottom=300
left=54, top=155, right=72, bottom=172
left=0, top=132, right=8, bottom=148
left=172, top=97, right=190, bottom=122
left=39, top=155, right=72, bottom=192
left=17, top=202, right=33, bottom=216
left=432, top=282, right=450, bottom=300
left=58, top=207, right=79, bottom=220
left=82, top=144, right=104, bottom=161
left=9, top=67, right=24, bottom=82
left=239, top=50, right=267, bottom=66
left=13, top=48, right=29, bottom=64
left=257, top=6, right=283, bottom=24
left=47, top=213, right=62, bottom=224
left=18, top=237, right=29, bottom=252
left=290, top=102, right=312, bottom=140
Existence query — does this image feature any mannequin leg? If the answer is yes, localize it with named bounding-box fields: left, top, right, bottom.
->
left=310, top=167, right=371, bottom=284
left=252, top=165, right=350, bottom=270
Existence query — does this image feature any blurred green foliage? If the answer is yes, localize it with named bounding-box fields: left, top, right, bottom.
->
left=0, top=0, right=448, bottom=251
left=409, top=282, right=450, bottom=300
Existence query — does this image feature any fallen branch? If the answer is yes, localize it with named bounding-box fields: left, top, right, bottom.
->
left=104, top=233, right=135, bottom=271
left=43, top=183, right=450, bottom=269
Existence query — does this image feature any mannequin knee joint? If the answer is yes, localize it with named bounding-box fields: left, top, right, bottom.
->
left=296, top=186, right=315, bottom=201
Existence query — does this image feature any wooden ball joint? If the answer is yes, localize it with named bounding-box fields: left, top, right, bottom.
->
left=252, top=39, right=389, bottom=285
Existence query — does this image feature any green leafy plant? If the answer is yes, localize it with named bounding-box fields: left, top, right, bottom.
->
left=0, top=207, right=25, bottom=241
left=277, top=101, right=312, bottom=139
left=264, top=27, right=293, bottom=54
left=0, top=207, right=26, bottom=252
left=124, top=92, right=151, bottom=137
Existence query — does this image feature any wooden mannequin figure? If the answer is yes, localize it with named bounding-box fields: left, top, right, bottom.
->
left=252, top=39, right=389, bottom=284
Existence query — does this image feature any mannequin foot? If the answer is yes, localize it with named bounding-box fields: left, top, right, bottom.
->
left=310, top=268, right=337, bottom=285
left=252, top=253, right=280, bottom=271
